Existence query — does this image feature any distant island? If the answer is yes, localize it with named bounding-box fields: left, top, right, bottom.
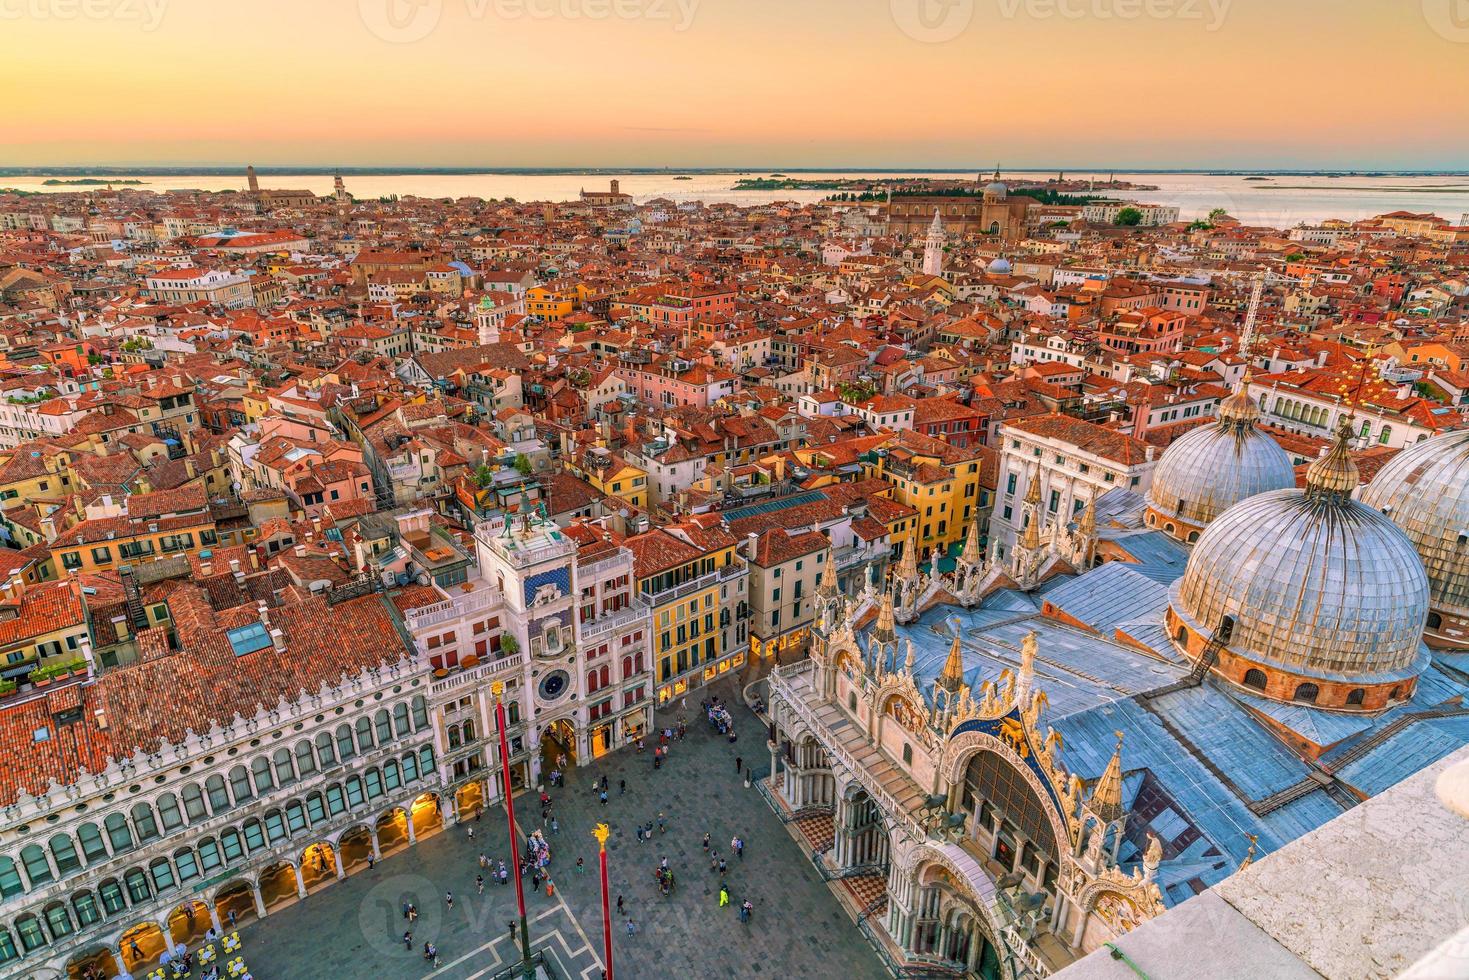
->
left=734, top=177, right=848, bottom=190
left=43, top=178, right=146, bottom=185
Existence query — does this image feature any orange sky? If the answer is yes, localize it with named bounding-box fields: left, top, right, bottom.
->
left=3, top=0, right=1467, bottom=168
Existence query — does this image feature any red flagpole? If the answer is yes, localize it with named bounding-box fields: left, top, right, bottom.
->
left=593, top=823, right=613, bottom=980
left=493, top=681, right=534, bottom=979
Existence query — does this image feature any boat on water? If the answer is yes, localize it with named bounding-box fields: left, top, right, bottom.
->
left=673, top=176, right=692, bottom=180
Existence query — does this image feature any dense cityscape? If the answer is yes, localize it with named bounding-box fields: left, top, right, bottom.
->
left=0, top=162, right=1465, bottom=980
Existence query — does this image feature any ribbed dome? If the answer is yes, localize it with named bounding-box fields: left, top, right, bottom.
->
left=1172, top=478, right=1430, bottom=682
left=1146, top=399, right=1295, bottom=530
left=1360, top=428, right=1469, bottom=617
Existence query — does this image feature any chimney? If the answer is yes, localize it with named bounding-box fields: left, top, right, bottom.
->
left=269, top=628, right=286, bottom=651
left=294, top=544, right=307, bottom=558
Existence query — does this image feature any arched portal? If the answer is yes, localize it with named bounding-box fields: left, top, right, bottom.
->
left=376, top=807, right=410, bottom=855
left=339, top=825, right=376, bottom=874
left=167, top=899, right=212, bottom=946
left=539, top=718, right=577, bottom=774
left=66, top=945, right=119, bottom=979
left=299, top=842, right=338, bottom=891
left=455, top=778, right=486, bottom=820
left=119, top=921, right=168, bottom=974
left=257, top=861, right=300, bottom=911
left=213, top=880, right=259, bottom=930
left=410, top=792, right=443, bottom=838
left=961, top=749, right=1060, bottom=892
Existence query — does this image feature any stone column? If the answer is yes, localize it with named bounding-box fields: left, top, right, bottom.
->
left=159, top=916, right=176, bottom=949
left=208, top=902, right=223, bottom=935
left=251, top=885, right=268, bottom=919
left=406, top=815, right=417, bottom=844
left=370, top=830, right=382, bottom=860
left=294, top=865, right=307, bottom=899
left=333, top=847, right=346, bottom=879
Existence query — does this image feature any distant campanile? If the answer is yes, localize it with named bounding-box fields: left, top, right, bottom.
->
left=246, top=164, right=259, bottom=194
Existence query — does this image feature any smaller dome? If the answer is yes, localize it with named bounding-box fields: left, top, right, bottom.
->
left=987, top=257, right=1012, bottom=274
left=985, top=181, right=1008, bottom=197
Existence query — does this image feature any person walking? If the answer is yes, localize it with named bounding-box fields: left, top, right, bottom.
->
left=735, top=755, right=742, bottom=774
left=741, top=900, right=753, bottom=924
left=445, top=891, right=453, bottom=911
left=719, top=885, right=730, bottom=907
left=710, top=852, right=719, bottom=873
left=467, top=825, right=475, bottom=842
left=702, top=832, right=711, bottom=852
left=718, top=857, right=727, bottom=875
left=403, top=930, right=413, bottom=950
left=616, top=894, right=625, bottom=917
left=551, top=816, right=560, bottom=835
left=476, top=874, right=484, bottom=895
left=618, top=778, right=626, bottom=796
left=599, top=789, right=608, bottom=806
left=576, top=857, right=585, bottom=875
left=626, top=919, right=637, bottom=937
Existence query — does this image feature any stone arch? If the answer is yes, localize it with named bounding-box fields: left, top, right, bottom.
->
left=210, top=878, right=259, bottom=930
left=118, top=920, right=168, bottom=974
left=905, top=843, right=1011, bottom=978
left=940, top=731, right=1071, bottom=860
left=65, top=942, right=120, bottom=979
left=165, top=899, right=211, bottom=947
left=299, top=841, right=338, bottom=892
left=410, top=792, right=443, bottom=838
left=376, top=806, right=411, bottom=855
left=256, top=860, right=300, bottom=911
left=336, top=824, right=377, bottom=874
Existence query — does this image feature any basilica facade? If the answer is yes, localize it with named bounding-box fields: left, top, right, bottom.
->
left=763, top=381, right=1469, bottom=978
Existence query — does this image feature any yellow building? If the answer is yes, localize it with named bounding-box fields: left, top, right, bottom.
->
left=50, top=488, right=219, bottom=575
left=564, top=444, right=648, bottom=509
left=625, top=525, right=744, bottom=703
left=861, top=430, right=990, bottom=557
left=525, top=284, right=579, bottom=320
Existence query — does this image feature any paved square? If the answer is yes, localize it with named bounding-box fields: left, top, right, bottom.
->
left=238, top=678, right=886, bottom=979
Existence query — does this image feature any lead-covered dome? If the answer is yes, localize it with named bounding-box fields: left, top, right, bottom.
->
left=1167, top=419, right=1431, bottom=710
left=1360, top=428, right=1469, bottom=645
left=1145, top=380, right=1295, bottom=540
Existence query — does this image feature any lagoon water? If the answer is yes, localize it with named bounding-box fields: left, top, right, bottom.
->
left=7, top=171, right=1469, bottom=227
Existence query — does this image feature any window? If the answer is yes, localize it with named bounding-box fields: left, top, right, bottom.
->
left=306, top=793, right=327, bottom=823
left=229, top=765, right=253, bottom=803
left=1346, top=688, right=1366, bottom=706
left=220, top=830, right=244, bottom=862
left=15, top=915, right=45, bottom=952
left=402, top=752, right=420, bottom=782
left=366, top=769, right=385, bottom=799
left=1293, top=683, right=1319, bottom=704
left=206, top=775, right=230, bottom=812
left=50, top=835, right=81, bottom=877
left=156, top=793, right=183, bottom=834
left=72, top=892, right=102, bottom=928
left=267, top=748, right=294, bottom=786
left=326, top=784, right=347, bottom=816
left=104, top=812, right=133, bottom=852
left=394, top=703, right=412, bottom=737
left=149, top=858, right=175, bottom=892
left=384, top=760, right=402, bottom=791
left=375, top=710, right=393, bottom=743
left=346, top=777, right=365, bottom=807
left=198, top=839, right=222, bottom=872
left=20, top=845, right=52, bottom=887
left=336, top=725, right=356, bottom=761
left=174, top=849, right=199, bottom=882
left=317, top=731, right=337, bottom=766
left=77, top=823, right=108, bottom=864
left=243, top=820, right=266, bottom=851
left=124, top=868, right=150, bottom=903
left=98, top=878, right=127, bottom=914
left=356, top=717, right=375, bottom=752
left=295, top=740, right=317, bottom=777
left=264, top=811, right=287, bottom=842
left=412, top=696, right=429, bottom=729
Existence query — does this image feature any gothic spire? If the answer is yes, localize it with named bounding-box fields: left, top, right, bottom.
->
left=873, top=589, right=896, bottom=646
left=960, top=513, right=983, bottom=566
left=817, top=547, right=839, bottom=598
left=1088, top=731, right=1126, bottom=823
left=937, top=632, right=966, bottom=693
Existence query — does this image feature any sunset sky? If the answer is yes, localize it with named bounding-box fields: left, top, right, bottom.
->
left=4, top=0, right=1467, bottom=169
